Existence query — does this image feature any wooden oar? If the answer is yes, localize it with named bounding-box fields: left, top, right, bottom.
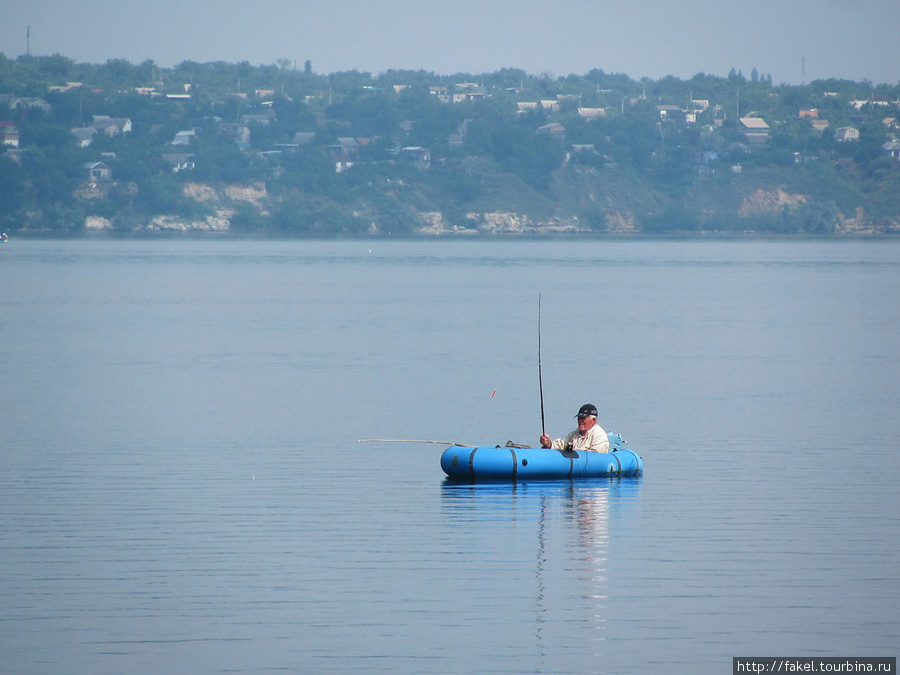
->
left=358, top=439, right=471, bottom=446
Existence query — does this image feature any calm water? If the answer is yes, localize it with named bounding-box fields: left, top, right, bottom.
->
left=1, top=238, right=898, bottom=674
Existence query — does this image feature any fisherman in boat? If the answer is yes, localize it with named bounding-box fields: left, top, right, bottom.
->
left=539, top=403, right=609, bottom=453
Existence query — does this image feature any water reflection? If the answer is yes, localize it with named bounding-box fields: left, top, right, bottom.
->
left=439, top=478, right=642, bottom=668
left=439, top=476, right=642, bottom=519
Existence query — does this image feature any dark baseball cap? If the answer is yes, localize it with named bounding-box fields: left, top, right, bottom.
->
left=575, top=403, right=598, bottom=418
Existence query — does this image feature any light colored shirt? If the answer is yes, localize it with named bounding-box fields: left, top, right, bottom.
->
left=549, top=423, right=610, bottom=453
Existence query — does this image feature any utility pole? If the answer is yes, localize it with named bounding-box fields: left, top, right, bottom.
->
left=26, top=26, right=31, bottom=56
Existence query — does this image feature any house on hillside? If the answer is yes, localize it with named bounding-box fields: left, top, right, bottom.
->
left=92, top=115, right=132, bottom=137
left=162, top=153, right=195, bottom=172
left=451, top=91, right=484, bottom=103
left=84, top=161, right=111, bottom=182
left=834, top=126, right=860, bottom=142
left=740, top=116, right=770, bottom=142
left=240, top=110, right=276, bottom=126
left=333, top=154, right=354, bottom=173
left=578, top=107, right=606, bottom=120
left=219, top=122, right=250, bottom=146
left=882, top=141, right=900, bottom=160
left=25, top=98, right=53, bottom=115
left=430, top=86, right=450, bottom=103
left=447, top=119, right=470, bottom=149
left=657, top=105, right=683, bottom=119
left=537, top=122, right=565, bottom=137
left=1, top=96, right=52, bottom=114
left=0, top=122, right=19, bottom=147
left=70, top=127, right=96, bottom=147
left=331, top=137, right=362, bottom=155
left=171, top=130, right=197, bottom=146
left=292, top=131, right=316, bottom=145
left=400, top=146, right=431, bottom=169
left=51, top=82, right=82, bottom=93
left=694, top=150, right=719, bottom=175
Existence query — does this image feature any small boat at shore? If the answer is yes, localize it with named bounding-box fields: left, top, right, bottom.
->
left=440, top=433, right=643, bottom=481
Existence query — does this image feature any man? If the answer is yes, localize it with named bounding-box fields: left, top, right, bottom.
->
left=540, top=403, right=610, bottom=453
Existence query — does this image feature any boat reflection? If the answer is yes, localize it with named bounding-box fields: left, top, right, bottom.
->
left=440, top=475, right=642, bottom=517
left=439, top=476, right=642, bottom=662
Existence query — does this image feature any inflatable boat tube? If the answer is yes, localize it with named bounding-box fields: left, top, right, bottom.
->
left=440, top=444, right=643, bottom=481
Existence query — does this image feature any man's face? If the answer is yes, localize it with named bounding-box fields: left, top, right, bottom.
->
left=577, top=415, right=596, bottom=435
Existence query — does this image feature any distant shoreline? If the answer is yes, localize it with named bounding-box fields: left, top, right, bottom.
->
left=5, top=230, right=899, bottom=242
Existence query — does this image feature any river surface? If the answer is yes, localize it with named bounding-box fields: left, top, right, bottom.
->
left=1, top=238, right=898, bottom=674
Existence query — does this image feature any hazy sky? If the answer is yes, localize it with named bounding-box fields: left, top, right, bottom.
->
left=2, top=0, right=898, bottom=85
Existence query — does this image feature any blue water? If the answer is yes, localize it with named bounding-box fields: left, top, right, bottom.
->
left=1, top=238, right=898, bottom=673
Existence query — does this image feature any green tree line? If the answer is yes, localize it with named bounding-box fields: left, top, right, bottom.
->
left=1, top=52, right=898, bottom=234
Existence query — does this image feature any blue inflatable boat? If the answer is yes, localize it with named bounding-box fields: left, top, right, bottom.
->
left=440, top=433, right=643, bottom=481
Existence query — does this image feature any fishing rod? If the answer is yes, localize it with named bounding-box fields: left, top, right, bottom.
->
left=538, top=293, right=546, bottom=437
left=358, top=439, right=471, bottom=446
